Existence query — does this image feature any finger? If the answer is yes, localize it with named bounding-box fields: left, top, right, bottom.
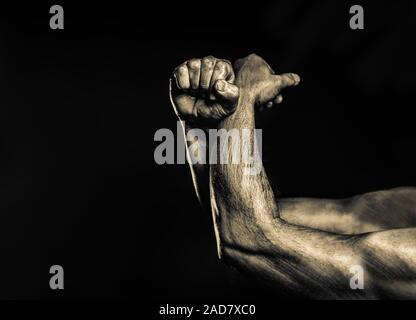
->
left=257, top=73, right=299, bottom=105
left=213, top=79, right=239, bottom=105
left=210, top=60, right=234, bottom=90
left=209, top=60, right=234, bottom=100
left=261, top=95, right=282, bottom=111
left=274, top=94, right=283, bottom=104
left=259, top=101, right=272, bottom=112
left=200, top=56, right=216, bottom=92
left=172, top=94, right=196, bottom=119
left=173, top=63, right=190, bottom=90
left=274, top=73, right=301, bottom=91
left=187, top=59, right=201, bottom=91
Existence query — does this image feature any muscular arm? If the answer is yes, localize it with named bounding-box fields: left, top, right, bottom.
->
left=171, top=73, right=416, bottom=235
left=280, top=187, right=416, bottom=234
left=210, top=54, right=416, bottom=299
left=170, top=54, right=416, bottom=299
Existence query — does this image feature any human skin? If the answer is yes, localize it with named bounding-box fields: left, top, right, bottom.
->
left=170, top=54, right=416, bottom=299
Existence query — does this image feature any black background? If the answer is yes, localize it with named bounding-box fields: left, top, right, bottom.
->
left=0, top=1, right=415, bottom=300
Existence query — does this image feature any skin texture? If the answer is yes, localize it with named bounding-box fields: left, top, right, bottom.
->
left=170, top=54, right=416, bottom=299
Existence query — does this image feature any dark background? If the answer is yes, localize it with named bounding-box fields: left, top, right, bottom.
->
left=0, top=1, right=415, bottom=299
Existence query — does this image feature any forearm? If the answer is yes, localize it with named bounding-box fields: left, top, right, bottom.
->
left=210, top=91, right=416, bottom=298
left=210, top=89, right=278, bottom=251
left=210, top=90, right=365, bottom=298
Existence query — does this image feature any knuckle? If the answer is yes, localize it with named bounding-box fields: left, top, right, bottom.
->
left=220, top=59, right=232, bottom=67
left=176, top=64, right=188, bottom=76
left=187, top=59, right=201, bottom=70
left=202, top=57, right=215, bottom=69
left=216, top=60, right=234, bottom=79
left=214, top=60, right=227, bottom=72
left=201, top=61, right=215, bottom=70
left=247, top=53, right=261, bottom=60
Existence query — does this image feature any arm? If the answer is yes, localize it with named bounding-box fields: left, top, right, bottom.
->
left=170, top=59, right=416, bottom=235
left=280, top=186, right=416, bottom=235
left=210, top=54, right=416, bottom=299
left=170, top=57, right=239, bottom=212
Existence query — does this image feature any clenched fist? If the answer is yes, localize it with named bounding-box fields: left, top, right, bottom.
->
left=170, top=56, right=239, bottom=126
left=169, top=54, right=300, bottom=127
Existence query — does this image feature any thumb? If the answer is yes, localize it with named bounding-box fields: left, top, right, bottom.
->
left=213, top=79, right=240, bottom=105
left=258, top=73, right=300, bottom=104
left=275, top=73, right=301, bottom=90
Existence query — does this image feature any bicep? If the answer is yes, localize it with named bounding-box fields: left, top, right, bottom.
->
left=279, top=197, right=382, bottom=234
left=279, top=187, right=416, bottom=235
